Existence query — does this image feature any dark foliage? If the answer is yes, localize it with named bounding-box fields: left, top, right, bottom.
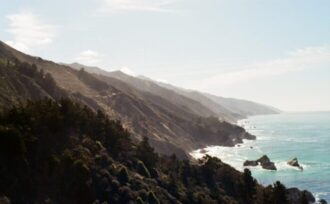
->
left=0, top=99, right=305, bottom=203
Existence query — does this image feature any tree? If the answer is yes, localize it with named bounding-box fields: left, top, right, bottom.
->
left=135, top=137, right=158, bottom=169
left=272, top=181, right=288, bottom=204
left=243, top=168, right=256, bottom=201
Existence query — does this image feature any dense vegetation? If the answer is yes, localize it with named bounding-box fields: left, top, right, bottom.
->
left=0, top=98, right=307, bottom=204
left=0, top=59, right=65, bottom=109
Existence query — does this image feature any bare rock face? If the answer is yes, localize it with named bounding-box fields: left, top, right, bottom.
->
left=243, top=155, right=277, bottom=170
left=287, top=157, right=303, bottom=170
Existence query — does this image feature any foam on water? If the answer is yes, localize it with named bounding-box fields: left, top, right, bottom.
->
left=315, top=192, right=330, bottom=202
left=191, top=112, right=330, bottom=202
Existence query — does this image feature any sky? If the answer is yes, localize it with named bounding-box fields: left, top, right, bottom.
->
left=1, top=0, right=330, bottom=111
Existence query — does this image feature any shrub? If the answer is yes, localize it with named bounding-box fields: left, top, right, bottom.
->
left=0, top=125, right=25, bottom=157
left=136, top=196, right=145, bottom=204
left=138, top=189, right=148, bottom=201
left=149, top=167, right=159, bottom=178
left=117, top=166, right=130, bottom=183
left=135, top=137, right=158, bottom=169
left=137, top=160, right=151, bottom=178
left=118, top=186, right=133, bottom=203
left=147, top=191, right=159, bottom=204
left=272, top=181, right=288, bottom=204
left=110, top=179, right=120, bottom=192
left=95, top=140, right=104, bottom=150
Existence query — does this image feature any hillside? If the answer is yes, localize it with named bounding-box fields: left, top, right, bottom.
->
left=202, top=93, right=281, bottom=117
left=0, top=41, right=254, bottom=159
left=67, top=63, right=280, bottom=121
left=0, top=99, right=314, bottom=204
left=153, top=81, right=281, bottom=119
left=67, top=63, right=238, bottom=122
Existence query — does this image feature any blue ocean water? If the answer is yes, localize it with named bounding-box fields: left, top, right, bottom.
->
left=191, top=112, right=330, bottom=202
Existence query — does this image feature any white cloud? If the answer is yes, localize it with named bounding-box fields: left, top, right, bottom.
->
left=101, top=0, right=178, bottom=13
left=75, top=50, right=102, bottom=66
left=5, top=11, right=57, bottom=52
left=198, top=46, right=330, bottom=87
left=120, top=67, right=136, bottom=76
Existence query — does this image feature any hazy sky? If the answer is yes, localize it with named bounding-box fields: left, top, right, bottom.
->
left=1, top=0, right=330, bottom=111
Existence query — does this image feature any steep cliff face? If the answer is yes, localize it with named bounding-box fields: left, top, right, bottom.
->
left=0, top=41, right=254, bottom=158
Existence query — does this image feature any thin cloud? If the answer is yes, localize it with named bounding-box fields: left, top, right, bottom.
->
left=75, top=50, right=102, bottom=66
left=100, top=0, right=179, bottom=13
left=5, top=11, right=57, bottom=53
left=198, top=46, right=330, bottom=87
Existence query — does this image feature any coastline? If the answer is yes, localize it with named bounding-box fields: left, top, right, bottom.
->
left=190, top=112, right=330, bottom=202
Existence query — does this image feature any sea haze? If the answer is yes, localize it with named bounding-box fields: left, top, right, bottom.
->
left=191, top=111, right=330, bottom=202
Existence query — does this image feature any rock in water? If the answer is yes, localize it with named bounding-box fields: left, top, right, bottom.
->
left=287, top=157, right=303, bottom=170
left=243, top=160, right=258, bottom=166
left=260, top=161, right=277, bottom=170
left=256, top=155, right=271, bottom=163
left=243, top=155, right=277, bottom=170
left=257, top=155, right=277, bottom=170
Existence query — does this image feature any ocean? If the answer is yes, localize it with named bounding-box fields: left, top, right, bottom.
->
left=191, top=112, right=330, bottom=202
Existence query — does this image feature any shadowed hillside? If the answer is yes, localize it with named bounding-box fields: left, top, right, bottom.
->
left=0, top=41, right=254, bottom=159
left=67, top=63, right=280, bottom=121
left=0, top=99, right=313, bottom=204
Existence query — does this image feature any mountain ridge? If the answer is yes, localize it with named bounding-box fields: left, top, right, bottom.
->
left=0, top=41, right=255, bottom=159
left=67, top=62, right=280, bottom=121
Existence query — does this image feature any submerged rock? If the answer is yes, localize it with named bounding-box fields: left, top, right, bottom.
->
left=243, top=155, right=277, bottom=170
left=287, top=157, right=303, bottom=170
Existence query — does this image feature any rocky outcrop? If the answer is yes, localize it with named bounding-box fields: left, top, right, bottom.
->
left=244, top=155, right=277, bottom=170
left=257, top=155, right=277, bottom=170
left=286, top=188, right=315, bottom=204
left=243, top=160, right=258, bottom=166
left=287, top=157, right=303, bottom=170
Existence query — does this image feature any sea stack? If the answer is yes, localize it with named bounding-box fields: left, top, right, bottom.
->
left=257, top=155, right=277, bottom=170
left=243, top=155, right=277, bottom=170
left=287, top=157, right=303, bottom=170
